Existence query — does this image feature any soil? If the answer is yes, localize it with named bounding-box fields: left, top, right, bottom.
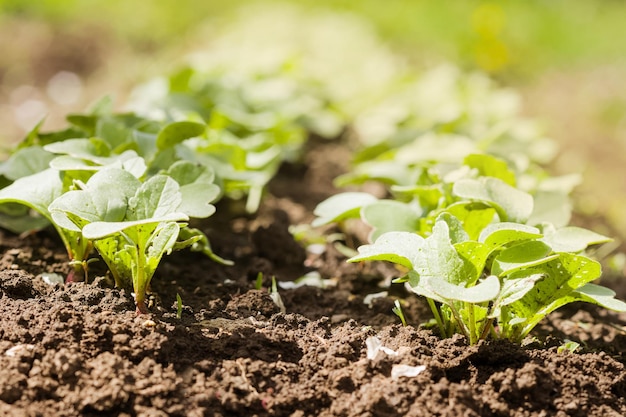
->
left=2, top=138, right=626, bottom=417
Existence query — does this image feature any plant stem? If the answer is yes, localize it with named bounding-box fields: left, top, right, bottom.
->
left=134, top=239, right=149, bottom=314
left=448, top=303, right=470, bottom=341
left=467, top=302, right=477, bottom=345
left=480, top=317, right=494, bottom=341
left=427, top=298, right=447, bottom=339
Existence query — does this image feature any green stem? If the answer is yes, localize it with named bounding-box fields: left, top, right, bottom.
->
left=134, top=239, right=149, bottom=314
left=448, top=303, right=470, bottom=340
left=427, top=298, right=447, bottom=339
left=467, top=302, right=477, bottom=345
left=480, top=317, right=494, bottom=341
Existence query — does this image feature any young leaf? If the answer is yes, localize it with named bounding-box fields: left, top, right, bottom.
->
left=527, top=191, right=572, bottom=228
left=491, top=241, right=558, bottom=277
left=572, top=283, right=626, bottom=312
left=479, top=222, right=542, bottom=244
left=541, top=226, right=612, bottom=253
left=453, top=177, right=533, bottom=223
left=312, top=192, right=378, bottom=227
left=361, top=200, right=422, bottom=241
left=349, top=231, right=424, bottom=269
left=463, top=153, right=516, bottom=186
left=44, top=138, right=112, bottom=165
left=128, top=175, right=183, bottom=220
left=0, top=146, right=55, bottom=181
left=0, top=169, right=64, bottom=221
left=437, top=212, right=469, bottom=244
left=444, top=202, right=497, bottom=240
left=503, top=253, right=603, bottom=340
left=49, top=168, right=141, bottom=231
left=82, top=213, right=188, bottom=240
left=0, top=168, right=93, bottom=279
left=428, top=274, right=500, bottom=303
left=490, top=272, right=544, bottom=318
left=156, top=121, right=206, bottom=150
left=175, top=227, right=234, bottom=265
left=163, top=161, right=220, bottom=218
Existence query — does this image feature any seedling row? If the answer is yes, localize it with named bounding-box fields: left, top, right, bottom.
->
left=1, top=24, right=624, bottom=343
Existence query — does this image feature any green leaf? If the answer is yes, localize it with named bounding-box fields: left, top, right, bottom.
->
left=445, top=202, right=497, bottom=240
left=491, top=241, right=558, bottom=277
left=96, top=116, right=132, bottom=151
left=156, top=121, right=206, bottom=150
left=429, top=274, right=500, bottom=303
left=0, top=168, right=92, bottom=264
left=49, top=168, right=141, bottom=231
left=504, top=253, right=603, bottom=339
left=492, top=273, right=544, bottom=317
left=44, top=138, right=112, bottom=164
left=453, top=177, right=534, bottom=223
left=176, top=227, right=234, bottom=265
left=395, top=133, right=477, bottom=164
left=82, top=213, right=188, bottom=240
left=573, top=283, right=626, bottom=312
left=48, top=151, right=146, bottom=177
left=178, top=182, right=219, bottom=218
left=463, top=153, right=516, bottom=186
left=541, top=226, right=612, bottom=253
left=0, top=210, right=51, bottom=234
left=334, top=161, right=413, bottom=187
left=391, top=184, right=443, bottom=211
left=66, top=114, right=97, bottom=134
left=128, top=175, right=182, bottom=220
left=527, top=191, right=572, bottom=228
left=479, top=222, right=542, bottom=244
left=0, top=146, right=55, bottom=181
left=411, top=220, right=476, bottom=287
left=312, top=192, right=378, bottom=227
left=88, top=95, right=114, bottom=115
left=349, top=231, right=424, bottom=269
left=163, top=161, right=220, bottom=218
left=0, top=169, right=63, bottom=222
left=437, top=212, right=469, bottom=244
left=455, top=223, right=542, bottom=280
left=165, top=160, right=216, bottom=185
left=454, top=241, right=490, bottom=281
left=147, top=221, right=181, bottom=267
left=361, top=200, right=422, bottom=241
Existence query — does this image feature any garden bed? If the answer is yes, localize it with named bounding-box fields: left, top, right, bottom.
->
left=1, top=139, right=626, bottom=417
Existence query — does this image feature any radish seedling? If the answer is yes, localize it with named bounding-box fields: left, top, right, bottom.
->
left=49, top=166, right=220, bottom=313
left=350, top=214, right=626, bottom=344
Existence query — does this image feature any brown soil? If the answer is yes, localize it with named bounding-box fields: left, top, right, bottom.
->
left=2, top=139, right=626, bottom=417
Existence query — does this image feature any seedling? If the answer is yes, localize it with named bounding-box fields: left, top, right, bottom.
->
left=350, top=213, right=626, bottom=344
left=557, top=339, right=580, bottom=354
left=269, top=276, right=286, bottom=314
left=255, top=272, right=264, bottom=290
left=49, top=166, right=220, bottom=313
left=392, top=300, right=408, bottom=327
left=176, top=293, right=183, bottom=319
left=0, top=168, right=94, bottom=281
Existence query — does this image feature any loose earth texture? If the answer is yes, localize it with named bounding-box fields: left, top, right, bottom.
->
left=1, top=139, right=626, bottom=417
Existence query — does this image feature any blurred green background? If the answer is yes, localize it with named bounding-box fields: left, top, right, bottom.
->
left=0, top=0, right=625, bottom=238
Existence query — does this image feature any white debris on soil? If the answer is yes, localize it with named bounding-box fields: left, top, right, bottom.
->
left=41, top=272, right=65, bottom=286
left=5, top=344, right=35, bottom=357
left=391, top=364, right=426, bottom=381
left=278, top=271, right=337, bottom=289
left=366, top=336, right=399, bottom=360
left=363, top=291, right=388, bottom=307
